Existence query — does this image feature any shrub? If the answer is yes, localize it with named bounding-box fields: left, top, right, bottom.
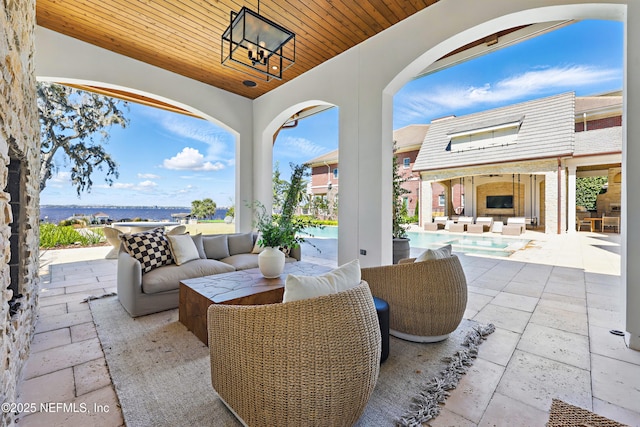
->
left=309, top=219, right=338, bottom=226
left=40, top=224, right=105, bottom=248
left=58, top=218, right=87, bottom=227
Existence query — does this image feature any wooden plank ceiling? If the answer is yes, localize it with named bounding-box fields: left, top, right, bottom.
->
left=36, top=0, right=440, bottom=100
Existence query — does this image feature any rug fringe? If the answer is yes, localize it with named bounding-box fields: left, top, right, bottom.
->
left=81, top=292, right=117, bottom=303
left=396, top=323, right=496, bottom=427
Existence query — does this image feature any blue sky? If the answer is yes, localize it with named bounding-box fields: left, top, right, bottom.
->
left=39, top=20, right=622, bottom=208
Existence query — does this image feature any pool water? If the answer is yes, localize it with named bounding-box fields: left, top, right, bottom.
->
left=301, top=226, right=530, bottom=258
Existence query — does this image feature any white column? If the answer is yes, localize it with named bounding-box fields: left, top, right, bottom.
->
left=624, top=1, right=640, bottom=351
left=544, top=171, right=558, bottom=234
left=567, top=165, right=577, bottom=233
left=421, top=179, right=433, bottom=227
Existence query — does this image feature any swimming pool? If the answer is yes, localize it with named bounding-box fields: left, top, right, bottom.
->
left=301, top=226, right=530, bottom=258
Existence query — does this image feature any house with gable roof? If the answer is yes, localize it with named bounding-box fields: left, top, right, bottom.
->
left=413, top=91, right=622, bottom=233
left=306, top=124, right=465, bottom=219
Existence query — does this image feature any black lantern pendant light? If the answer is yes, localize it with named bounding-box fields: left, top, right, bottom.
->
left=221, top=0, right=296, bottom=81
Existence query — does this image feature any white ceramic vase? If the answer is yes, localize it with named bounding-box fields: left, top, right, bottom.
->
left=258, top=246, right=286, bottom=278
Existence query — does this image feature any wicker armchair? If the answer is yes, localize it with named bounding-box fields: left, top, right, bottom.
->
left=207, top=281, right=381, bottom=427
left=361, top=255, right=468, bottom=343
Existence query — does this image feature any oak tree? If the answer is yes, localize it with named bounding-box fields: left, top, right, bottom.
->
left=38, top=82, right=129, bottom=195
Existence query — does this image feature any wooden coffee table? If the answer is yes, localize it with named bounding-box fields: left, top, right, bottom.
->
left=179, top=261, right=333, bottom=345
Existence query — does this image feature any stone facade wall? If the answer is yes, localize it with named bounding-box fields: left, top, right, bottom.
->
left=1, top=1, right=41, bottom=425
left=596, top=167, right=622, bottom=215
left=544, top=169, right=563, bottom=234
left=420, top=158, right=562, bottom=232
left=476, top=182, right=526, bottom=218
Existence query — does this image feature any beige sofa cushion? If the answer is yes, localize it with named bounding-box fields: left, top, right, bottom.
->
left=192, top=233, right=206, bottom=258
left=142, top=259, right=235, bottom=294
left=203, top=235, right=230, bottom=259
left=167, top=234, right=200, bottom=265
left=228, top=232, right=254, bottom=256
left=220, top=253, right=260, bottom=271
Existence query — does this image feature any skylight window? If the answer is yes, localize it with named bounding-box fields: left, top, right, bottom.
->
left=446, top=115, right=524, bottom=152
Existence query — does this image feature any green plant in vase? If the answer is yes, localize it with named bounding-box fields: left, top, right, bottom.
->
left=253, top=163, right=321, bottom=276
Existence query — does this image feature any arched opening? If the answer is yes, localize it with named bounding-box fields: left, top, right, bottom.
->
left=392, top=19, right=622, bottom=236
left=380, top=4, right=639, bottom=352
left=35, top=78, right=240, bottom=230
left=272, top=103, right=339, bottom=265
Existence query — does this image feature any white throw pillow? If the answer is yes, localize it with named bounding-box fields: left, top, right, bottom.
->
left=251, top=232, right=264, bottom=254
left=283, top=259, right=361, bottom=303
left=415, top=244, right=452, bottom=262
left=167, top=234, right=200, bottom=266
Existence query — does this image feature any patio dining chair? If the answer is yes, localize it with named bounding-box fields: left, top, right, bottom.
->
left=602, top=215, right=620, bottom=233
left=577, top=217, right=591, bottom=232
left=102, top=227, right=122, bottom=259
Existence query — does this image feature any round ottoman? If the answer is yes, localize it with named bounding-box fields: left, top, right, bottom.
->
left=373, top=296, right=390, bottom=363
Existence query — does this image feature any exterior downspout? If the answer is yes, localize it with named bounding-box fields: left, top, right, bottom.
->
left=324, top=162, right=332, bottom=191
left=557, top=158, right=562, bottom=234
left=273, top=120, right=299, bottom=145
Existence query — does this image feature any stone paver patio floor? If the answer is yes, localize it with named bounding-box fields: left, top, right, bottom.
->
left=16, top=230, right=640, bottom=426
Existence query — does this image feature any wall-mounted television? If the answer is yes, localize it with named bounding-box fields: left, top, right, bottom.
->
left=486, top=195, right=513, bottom=209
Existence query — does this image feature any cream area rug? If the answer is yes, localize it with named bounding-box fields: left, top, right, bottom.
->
left=90, top=297, right=493, bottom=427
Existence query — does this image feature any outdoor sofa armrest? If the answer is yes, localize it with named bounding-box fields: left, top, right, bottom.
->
left=289, top=244, right=301, bottom=261
left=116, top=247, right=143, bottom=314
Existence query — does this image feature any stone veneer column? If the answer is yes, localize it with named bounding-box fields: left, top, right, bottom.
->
left=544, top=170, right=559, bottom=234
left=1, top=1, right=41, bottom=425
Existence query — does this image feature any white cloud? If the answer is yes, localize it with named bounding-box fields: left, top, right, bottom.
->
left=177, top=184, right=196, bottom=194
left=279, top=136, right=326, bottom=157
left=395, top=65, right=620, bottom=125
left=137, top=173, right=161, bottom=179
left=138, top=180, right=158, bottom=189
left=111, top=183, right=136, bottom=189
left=47, top=171, right=70, bottom=188
left=163, top=147, right=225, bottom=171
left=97, top=180, right=157, bottom=192
left=142, top=109, right=232, bottom=162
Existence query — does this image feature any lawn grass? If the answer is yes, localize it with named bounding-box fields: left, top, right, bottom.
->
left=184, top=222, right=236, bottom=235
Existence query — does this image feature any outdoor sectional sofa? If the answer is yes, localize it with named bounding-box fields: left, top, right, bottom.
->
left=117, top=231, right=301, bottom=317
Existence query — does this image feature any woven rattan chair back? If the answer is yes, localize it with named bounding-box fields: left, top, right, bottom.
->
left=207, top=281, right=381, bottom=427
left=361, top=255, right=468, bottom=343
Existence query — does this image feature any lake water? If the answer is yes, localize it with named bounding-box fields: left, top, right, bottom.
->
left=40, top=206, right=229, bottom=223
